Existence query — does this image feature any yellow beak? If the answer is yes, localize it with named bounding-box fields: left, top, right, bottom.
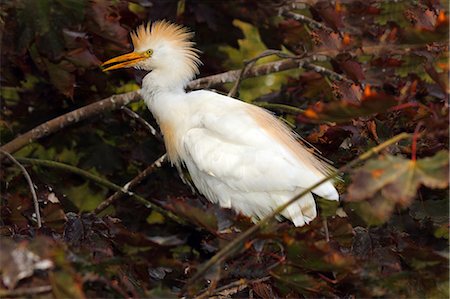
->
left=101, top=52, right=147, bottom=72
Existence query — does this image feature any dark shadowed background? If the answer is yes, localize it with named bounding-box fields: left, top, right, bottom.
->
left=0, top=0, right=449, bottom=298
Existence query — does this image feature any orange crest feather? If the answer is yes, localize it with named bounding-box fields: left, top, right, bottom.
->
left=131, top=21, right=194, bottom=51
left=130, top=21, right=201, bottom=75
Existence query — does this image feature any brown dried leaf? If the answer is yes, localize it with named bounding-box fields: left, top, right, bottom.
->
left=46, top=60, right=76, bottom=98
left=251, top=281, right=274, bottom=299
left=302, top=90, right=397, bottom=123
left=0, top=238, right=54, bottom=289
left=87, top=0, right=130, bottom=48
left=67, top=48, right=101, bottom=69
left=311, top=1, right=344, bottom=31
left=332, top=53, right=365, bottom=83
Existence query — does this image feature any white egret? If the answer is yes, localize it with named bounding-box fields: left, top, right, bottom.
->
left=102, top=21, right=339, bottom=227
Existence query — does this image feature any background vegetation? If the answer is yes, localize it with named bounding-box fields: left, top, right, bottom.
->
left=1, top=0, right=448, bottom=298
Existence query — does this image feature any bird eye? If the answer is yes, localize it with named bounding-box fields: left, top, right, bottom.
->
left=145, top=49, right=153, bottom=57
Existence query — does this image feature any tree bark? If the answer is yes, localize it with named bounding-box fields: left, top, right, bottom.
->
left=1, top=91, right=140, bottom=154
left=1, top=58, right=303, bottom=154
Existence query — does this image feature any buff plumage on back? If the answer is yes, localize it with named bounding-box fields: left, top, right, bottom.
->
left=130, top=21, right=201, bottom=76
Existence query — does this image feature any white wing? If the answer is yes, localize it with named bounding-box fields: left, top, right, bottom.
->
left=181, top=90, right=338, bottom=226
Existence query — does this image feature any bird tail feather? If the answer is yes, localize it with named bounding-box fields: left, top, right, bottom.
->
left=276, top=191, right=317, bottom=227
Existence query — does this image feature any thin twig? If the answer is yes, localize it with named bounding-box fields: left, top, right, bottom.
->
left=1, top=43, right=430, bottom=155
left=411, top=122, right=423, bottom=161
left=282, top=10, right=335, bottom=33
left=183, top=132, right=411, bottom=292
left=1, top=60, right=300, bottom=155
left=254, top=102, right=305, bottom=114
left=94, top=154, right=167, bottom=214
left=322, top=218, right=330, bottom=242
left=1, top=91, right=141, bottom=154
left=228, top=50, right=302, bottom=98
left=121, top=107, right=163, bottom=141
left=0, top=150, right=42, bottom=228
left=229, top=49, right=352, bottom=98
left=302, top=61, right=354, bottom=84
left=270, top=271, right=319, bottom=294
left=194, top=276, right=271, bottom=299
left=0, top=285, right=52, bottom=297
left=15, top=157, right=188, bottom=226
left=227, top=59, right=256, bottom=98
left=188, top=58, right=304, bottom=90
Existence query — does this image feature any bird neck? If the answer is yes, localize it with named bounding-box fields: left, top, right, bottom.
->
left=142, top=68, right=190, bottom=93
left=140, top=73, right=190, bottom=164
left=141, top=70, right=188, bottom=118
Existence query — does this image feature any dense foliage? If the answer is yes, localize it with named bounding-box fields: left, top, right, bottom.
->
left=1, top=0, right=448, bottom=298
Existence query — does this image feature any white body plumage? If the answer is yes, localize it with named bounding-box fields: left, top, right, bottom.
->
left=102, top=21, right=339, bottom=227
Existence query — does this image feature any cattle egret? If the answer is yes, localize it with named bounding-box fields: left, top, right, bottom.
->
left=102, top=21, right=339, bottom=227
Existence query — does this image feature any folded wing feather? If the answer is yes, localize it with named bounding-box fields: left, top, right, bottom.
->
left=180, top=90, right=338, bottom=226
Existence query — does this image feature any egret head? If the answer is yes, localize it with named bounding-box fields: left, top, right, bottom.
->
left=102, top=21, right=201, bottom=85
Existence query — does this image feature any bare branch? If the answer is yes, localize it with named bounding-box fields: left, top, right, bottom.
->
left=183, top=133, right=412, bottom=291
left=1, top=60, right=305, bottom=155
left=282, top=10, right=335, bottom=33
left=4, top=44, right=396, bottom=155
left=94, top=154, right=167, bottom=214
left=194, top=277, right=271, bottom=299
left=188, top=58, right=302, bottom=90
left=121, top=107, right=162, bottom=140
left=0, top=285, right=52, bottom=298
left=227, top=59, right=257, bottom=98
left=254, top=102, right=305, bottom=114
left=302, top=61, right=354, bottom=84
left=16, top=157, right=188, bottom=226
left=0, top=150, right=42, bottom=228
left=228, top=50, right=304, bottom=98
left=1, top=91, right=141, bottom=154
left=322, top=218, right=330, bottom=242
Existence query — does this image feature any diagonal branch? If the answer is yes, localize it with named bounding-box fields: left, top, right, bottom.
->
left=302, top=60, right=354, bottom=84
left=1, top=91, right=141, bottom=154
left=4, top=42, right=404, bottom=155
left=282, top=10, right=335, bottom=33
left=188, top=58, right=305, bottom=90
left=121, top=107, right=163, bottom=141
left=183, top=132, right=411, bottom=292
left=0, top=42, right=435, bottom=156
left=0, top=150, right=42, bottom=228
left=94, top=154, right=167, bottom=214
left=194, top=276, right=271, bottom=299
left=0, top=285, right=52, bottom=298
left=1, top=59, right=304, bottom=155
left=15, top=157, right=188, bottom=226
left=254, top=102, right=305, bottom=114
left=228, top=50, right=304, bottom=98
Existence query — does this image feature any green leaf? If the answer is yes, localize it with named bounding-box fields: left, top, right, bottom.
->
left=433, top=223, right=449, bottom=239
left=374, top=1, right=411, bottom=27
left=317, top=196, right=339, bottom=217
left=348, top=151, right=449, bottom=204
left=65, top=182, right=107, bottom=212
left=49, top=270, right=86, bottom=299
left=146, top=210, right=165, bottom=225
left=346, top=151, right=449, bottom=225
